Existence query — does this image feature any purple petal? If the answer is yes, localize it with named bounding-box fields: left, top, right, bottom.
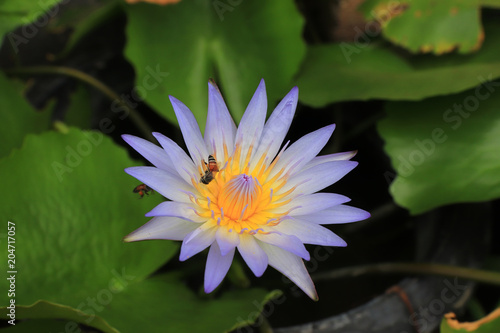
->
left=283, top=193, right=351, bottom=216
left=259, top=242, right=318, bottom=300
left=123, top=217, right=198, bottom=242
left=145, top=201, right=205, bottom=222
left=205, top=82, right=237, bottom=161
left=152, top=132, right=198, bottom=184
left=125, top=166, right=194, bottom=203
left=251, top=86, right=298, bottom=169
left=237, top=234, right=268, bottom=277
left=254, top=231, right=310, bottom=261
left=179, top=224, right=217, bottom=261
left=215, top=227, right=240, bottom=256
left=122, top=134, right=175, bottom=173
left=302, top=151, right=358, bottom=171
left=279, top=160, right=358, bottom=196
left=234, top=79, right=267, bottom=164
left=302, top=205, right=371, bottom=224
left=169, top=96, right=208, bottom=169
left=204, top=242, right=235, bottom=293
left=271, top=124, right=335, bottom=179
left=274, top=218, right=347, bottom=247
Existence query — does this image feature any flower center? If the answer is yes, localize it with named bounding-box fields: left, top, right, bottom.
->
left=218, top=174, right=261, bottom=221
left=191, top=145, right=296, bottom=234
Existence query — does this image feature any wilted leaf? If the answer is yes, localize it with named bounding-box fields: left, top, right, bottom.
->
left=360, top=0, right=483, bottom=54
left=295, top=22, right=500, bottom=107
left=441, top=309, right=500, bottom=332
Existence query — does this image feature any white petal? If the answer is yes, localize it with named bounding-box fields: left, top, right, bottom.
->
left=279, top=193, right=351, bottom=216
left=278, top=160, right=358, bottom=196
left=273, top=218, right=347, bottom=247
left=125, top=166, right=194, bottom=203
left=179, top=224, right=217, bottom=261
left=259, top=242, right=318, bottom=300
left=204, top=242, right=235, bottom=293
left=145, top=201, right=205, bottom=222
left=254, top=232, right=310, bottom=260
left=251, top=86, right=298, bottom=170
left=124, top=217, right=198, bottom=242
left=271, top=124, right=335, bottom=179
left=122, top=134, right=175, bottom=173
left=152, top=132, right=198, bottom=185
left=215, top=227, right=240, bottom=256
left=234, top=79, right=267, bottom=166
left=237, top=234, right=268, bottom=277
left=169, top=96, right=208, bottom=169
left=205, top=82, right=237, bottom=161
left=302, top=205, right=371, bottom=224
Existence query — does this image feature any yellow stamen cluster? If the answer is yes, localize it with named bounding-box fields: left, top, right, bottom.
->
left=191, top=144, right=296, bottom=234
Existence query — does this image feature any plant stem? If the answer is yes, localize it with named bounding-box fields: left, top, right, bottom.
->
left=4, top=66, right=155, bottom=141
left=312, top=262, right=500, bottom=286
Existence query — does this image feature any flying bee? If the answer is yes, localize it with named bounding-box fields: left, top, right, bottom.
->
left=200, top=155, right=219, bottom=185
left=133, top=184, right=154, bottom=198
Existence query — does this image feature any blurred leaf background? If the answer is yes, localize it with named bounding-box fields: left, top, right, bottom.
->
left=1, top=0, right=500, bottom=332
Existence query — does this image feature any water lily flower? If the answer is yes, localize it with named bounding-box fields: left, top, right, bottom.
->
left=122, top=79, right=370, bottom=300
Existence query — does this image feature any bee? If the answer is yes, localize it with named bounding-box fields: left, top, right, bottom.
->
left=133, top=184, right=154, bottom=198
left=200, top=155, right=219, bottom=185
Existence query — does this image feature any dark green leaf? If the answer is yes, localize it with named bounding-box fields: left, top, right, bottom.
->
left=0, top=129, right=274, bottom=332
left=124, top=0, right=305, bottom=127
left=378, top=85, right=500, bottom=214
left=295, top=22, right=500, bottom=106
left=0, top=129, right=175, bottom=308
left=0, top=0, right=61, bottom=41
left=0, top=73, right=51, bottom=158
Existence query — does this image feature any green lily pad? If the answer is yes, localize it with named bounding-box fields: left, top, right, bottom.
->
left=360, top=0, right=482, bottom=54
left=89, top=274, right=275, bottom=333
left=64, top=84, right=93, bottom=128
left=378, top=85, right=500, bottom=214
left=0, top=129, right=174, bottom=312
left=0, top=0, right=61, bottom=45
left=0, top=317, right=73, bottom=332
left=123, top=0, right=305, bottom=127
left=0, top=73, right=51, bottom=158
left=0, top=129, right=275, bottom=332
left=295, top=22, right=500, bottom=107
left=481, top=0, right=500, bottom=8
left=1, top=300, right=117, bottom=332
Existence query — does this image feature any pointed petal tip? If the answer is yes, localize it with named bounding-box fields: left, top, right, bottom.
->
left=168, top=95, right=182, bottom=105
left=305, top=284, right=319, bottom=301
left=256, top=78, right=266, bottom=91
left=121, top=133, right=132, bottom=141
left=121, top=134, right=141, bottom=146
left=123, top=232, right=140, bottom=243
left=337, top=239, right=348, bottom=247
left=204, top=282, right=219, bottom=294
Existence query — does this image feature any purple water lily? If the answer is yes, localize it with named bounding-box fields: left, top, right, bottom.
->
left=122, top=79, right=370, bottom=300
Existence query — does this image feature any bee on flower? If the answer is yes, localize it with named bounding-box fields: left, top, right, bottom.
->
left=122, top=79, right=370, bottom=300
left=200, top=155, right=219, bottom=185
